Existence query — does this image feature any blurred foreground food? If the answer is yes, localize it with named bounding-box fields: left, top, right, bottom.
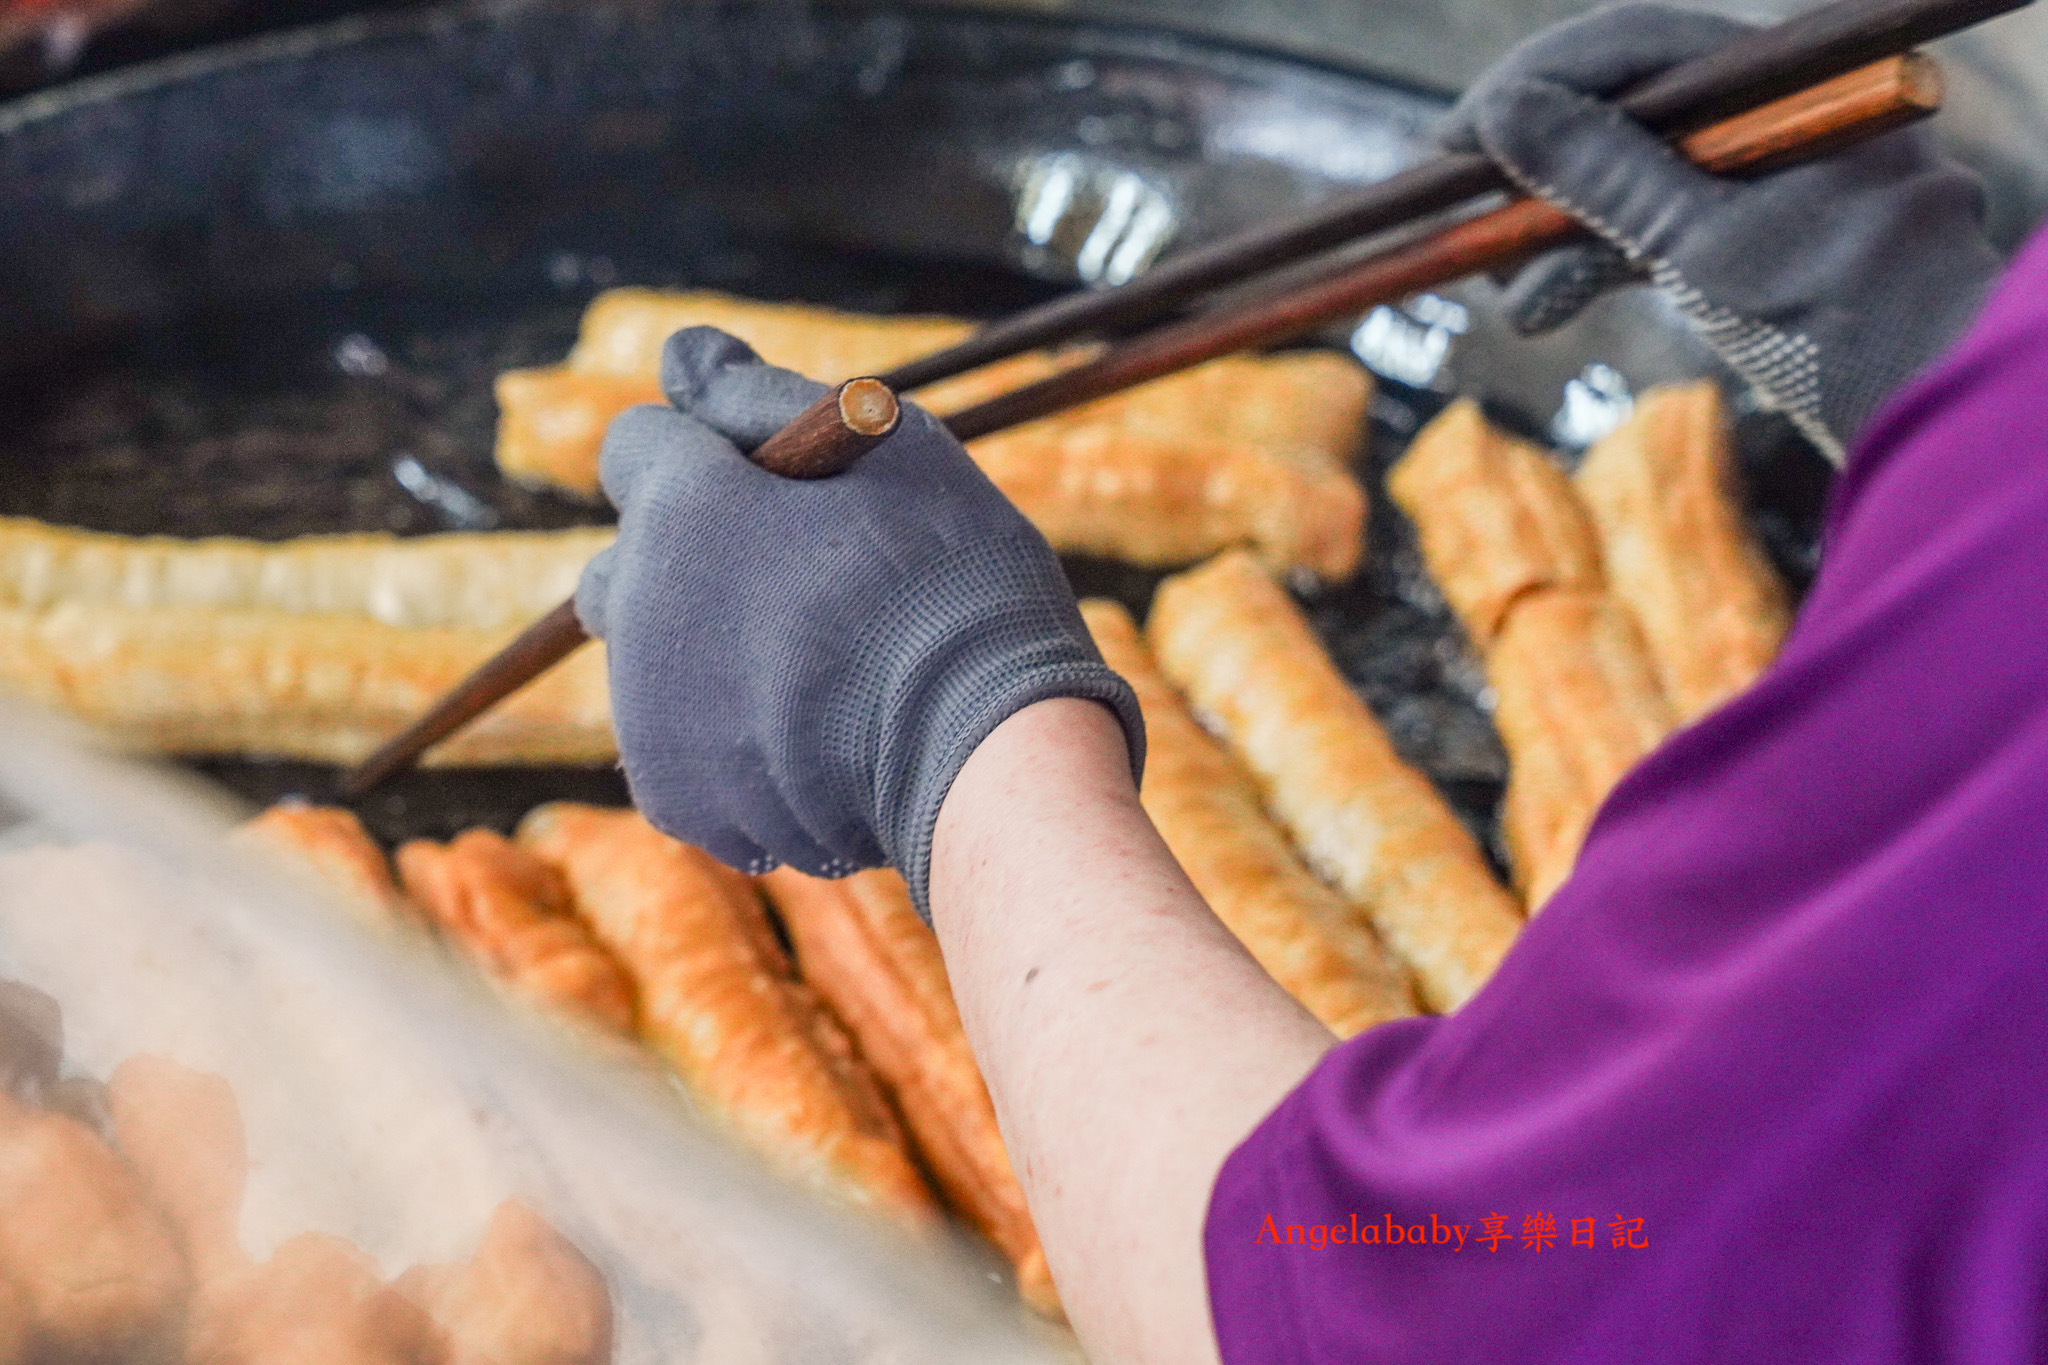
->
left=0, top=980, right=612, bottom=1364
left=253, top=800, right=1061, bottom=1320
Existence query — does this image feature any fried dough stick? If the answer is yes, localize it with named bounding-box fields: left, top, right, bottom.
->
left=517, top=804, right=937, bottom=1225
left=1148, top=552, right=1523, bottom=1012
left=105, top=1058, right=245, bottom=1284
left=1575, top=382, right=1791, bottom=722
left=756, top=866, right=1060, bottom=1316
left=961, top=426, right=1366, bottom=581
left=496, top=289, right=1371, bottom=580
left=106, top=1055, right=445, bottom=1365
left=1388, top=402, right=1676, bottom=906
left=0, top=520, right=611, bottom=631
left=235, top=804, right=419, bottom=931
left=553, top=290, right=976, bottom=390
left=1490, top=591, right=1675, bottom=908
left=110, top=1056, right=612, bottom=1365
left=948, top=340, right=1371, bottom=581
left=1385, top=398, right=1605, bottom=649
left=0, top=604, right=613, bottom=767
left=188, top=1237, right=447, bottom=1365
left=395, top=1201, right=612, bottom=1365
left=1082, top=600, right=1416, bottom=1035
left=0, top=1085, right=189, bottom=1363
left=396, top=831, right=637, bottom=1037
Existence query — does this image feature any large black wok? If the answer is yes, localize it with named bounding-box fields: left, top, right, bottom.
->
left=0, top=1, right=1830, bottom=858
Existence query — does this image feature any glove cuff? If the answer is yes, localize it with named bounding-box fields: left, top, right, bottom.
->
left=840, top=539, right=1147, bottom=920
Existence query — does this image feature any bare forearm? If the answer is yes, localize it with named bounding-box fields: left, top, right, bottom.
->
left=929, top=697, right=1335, bottom=1364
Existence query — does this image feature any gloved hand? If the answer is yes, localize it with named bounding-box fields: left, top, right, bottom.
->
left=1437, top=3, right=2003, bottom=463
left=575, top=327, right=1145, bottom=915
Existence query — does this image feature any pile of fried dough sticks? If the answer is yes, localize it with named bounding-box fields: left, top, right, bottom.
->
left=0, top=973, right=612, bottom=1364
left=240, top=801, right=1069, bottom=1320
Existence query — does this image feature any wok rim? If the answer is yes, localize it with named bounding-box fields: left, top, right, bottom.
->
left=0, top=0, right=1457, bottom=142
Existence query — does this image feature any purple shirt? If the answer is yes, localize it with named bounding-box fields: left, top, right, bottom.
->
left=1205, top=226, right=2048, bottom=1364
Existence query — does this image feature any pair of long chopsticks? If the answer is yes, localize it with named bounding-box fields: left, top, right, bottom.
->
left=944, top=48, right=1946, bottom=442
left=878, top=0, right=2020, bottom=394
left=344, top=0, right=2016, bottom=798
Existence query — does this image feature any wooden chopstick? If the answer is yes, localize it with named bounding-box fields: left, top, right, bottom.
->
left=343, top=45, right=1951, bottom=797
left=877, top=0, right=2021, bottom=394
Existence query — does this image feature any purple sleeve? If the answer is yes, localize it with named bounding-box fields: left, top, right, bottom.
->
left=1205, top=226, right=2048, bottom=1365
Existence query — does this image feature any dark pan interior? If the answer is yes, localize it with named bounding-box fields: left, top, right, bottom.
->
left=0, top=2, right=1831, bottom=861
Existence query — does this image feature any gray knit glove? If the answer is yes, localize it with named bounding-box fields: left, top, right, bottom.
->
left=1438, top=3, right=2002, bottom=463
left=575, top=327, right=1145, bottom=914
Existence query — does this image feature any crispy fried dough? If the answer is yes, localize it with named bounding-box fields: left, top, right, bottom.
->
left=396, top=831, right=637, bottom=1036
left=494, top=289, right=1370, bottom=579
left=758, top=866, right=1060, bottom=1316
left=1083, top=599, right=1416, bottom=1035
left=1387, top=398, right=1604, bottom=649
left=1147, top=552, right=1522, bottom=1012
left=395, top=1201, right=612, bottom=1365
left=517, top=804, right=936, bottom=1225
left=1491, top=590, right=1674, bottom=908
left=0, top=605, right=612, bottom=766
left=235, top=805, right=418, bottom=931
left=0, top=519, right=608, bottom=631
left=1574, top=382, right=1790, bottom=722
left=0, top=1085, right=189, bottom=1361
